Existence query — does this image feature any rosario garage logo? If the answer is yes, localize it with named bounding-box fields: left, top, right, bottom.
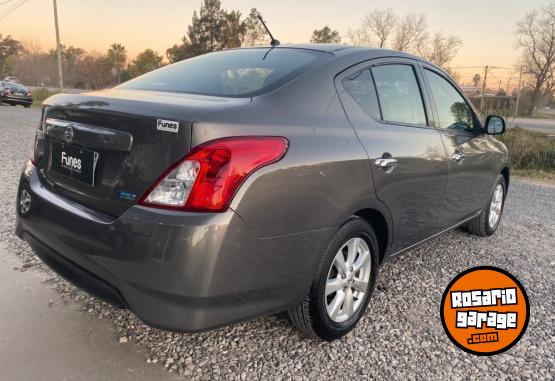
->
left=440, top=267, right=529, bottom=356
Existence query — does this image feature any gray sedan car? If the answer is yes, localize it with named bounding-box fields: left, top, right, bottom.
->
left=15, top=44, right=509, bottom=341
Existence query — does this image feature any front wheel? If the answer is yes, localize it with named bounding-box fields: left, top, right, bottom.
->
left=288, top=219, right=379, bottom=341
left=466, top=175, right=506, bottom=236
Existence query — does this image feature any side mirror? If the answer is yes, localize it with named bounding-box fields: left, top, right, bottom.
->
left=485, top=115, right=506, bottom=135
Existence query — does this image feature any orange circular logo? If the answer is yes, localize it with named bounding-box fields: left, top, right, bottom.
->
left=440, top=267, right=529, bottom=356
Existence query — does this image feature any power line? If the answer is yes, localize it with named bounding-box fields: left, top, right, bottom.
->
left=0, top=0, right=18, bottom=6
left=0, top=0, right=27, bottom=21
left=448, top=66, right=483, bottom=70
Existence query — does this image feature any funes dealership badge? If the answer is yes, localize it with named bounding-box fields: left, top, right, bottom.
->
left=440, top=267, right=529, bottom=356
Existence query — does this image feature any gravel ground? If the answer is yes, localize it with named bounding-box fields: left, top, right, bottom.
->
left=1, top=104, right=554, bottom=380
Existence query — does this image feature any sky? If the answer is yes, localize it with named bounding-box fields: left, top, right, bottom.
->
left=1, top=0, right=549, bottom=84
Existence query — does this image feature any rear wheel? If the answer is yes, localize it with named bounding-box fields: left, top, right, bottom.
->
left=288, top=219, right=378, bottom=341
left=466, top=175, right=506, bottom=236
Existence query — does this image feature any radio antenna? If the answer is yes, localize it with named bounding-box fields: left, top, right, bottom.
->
left=257, top=12, right=280, bottom=47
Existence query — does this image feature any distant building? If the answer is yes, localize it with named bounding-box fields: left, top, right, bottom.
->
left=460, top=86, right=516, bottom=115
left=460, top=86, right=481, bottom=97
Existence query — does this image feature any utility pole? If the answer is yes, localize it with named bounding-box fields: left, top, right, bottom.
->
left=480, top=65, right=489, bottom=114
left=53, top=0, right=64, bottom=91
left=515, top=66, right=525, bottom=117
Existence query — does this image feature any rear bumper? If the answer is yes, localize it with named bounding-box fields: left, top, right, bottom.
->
left=15, top=162, right=332, bottom=331
left=1, top=95, right=33, bottom=105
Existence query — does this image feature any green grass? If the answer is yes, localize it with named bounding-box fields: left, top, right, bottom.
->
left=31, top=87, right=59, bottom=107
left=512, top=169, right=555, bottom=181
left=530, top=111, right=555, bottom=119
left=497, top=127, right=555, bottom=176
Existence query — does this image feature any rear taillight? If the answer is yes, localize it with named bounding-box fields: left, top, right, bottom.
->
left=31, top=130, right=45, bottom=166
left=31, top=114, right=46, bottom=165
left=139, top=136, right=288, bottom=212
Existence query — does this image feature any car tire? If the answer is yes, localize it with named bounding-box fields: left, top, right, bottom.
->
left=24, top=105, right=31, bottom=109
left=465, top=175, right=506, bottom=236
left=288, top=218, right=379, bottom=341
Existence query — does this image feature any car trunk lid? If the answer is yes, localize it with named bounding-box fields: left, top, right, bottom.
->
left=37, top=89, right=250, bottom=217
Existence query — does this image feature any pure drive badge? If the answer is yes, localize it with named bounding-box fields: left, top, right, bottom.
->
left=157, top=119, right=179, bottom=133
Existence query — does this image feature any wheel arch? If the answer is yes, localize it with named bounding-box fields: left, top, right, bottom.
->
left=501, top=166, right=510, bottom=194
left=353, top=208, right=389, bottom=264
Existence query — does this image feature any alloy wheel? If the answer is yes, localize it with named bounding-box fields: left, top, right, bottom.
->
left=325, top=237, right=371, bottom=323
left=488, top=184, right=503, bottom=229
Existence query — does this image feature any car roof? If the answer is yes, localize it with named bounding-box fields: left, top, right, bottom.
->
left=274, top=43, right=352, bottom=53
left=255, top=44, right=430, bottom=62
left=267, top=44, right=443, bottom=72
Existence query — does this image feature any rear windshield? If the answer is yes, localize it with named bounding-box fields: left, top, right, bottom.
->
left=118, top=48, right=331, bottom=97
left=1, top=82, right=27, bottom=91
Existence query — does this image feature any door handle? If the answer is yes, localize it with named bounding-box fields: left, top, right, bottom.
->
left=452, top=152, right=464, bottom=162
left=374, top=157, right=398, bottom=173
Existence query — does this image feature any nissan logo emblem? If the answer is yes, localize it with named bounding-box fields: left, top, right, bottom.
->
left=64, top=125, right=74, bottom=143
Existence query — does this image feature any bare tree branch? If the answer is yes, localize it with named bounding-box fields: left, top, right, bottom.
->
left=515, top=2, right=555, bottom=113
left=362, top=8, right=397, bottom=48
left=421, top=31, right=462, bottom=67
left=393, top=13, right=428, bottom=53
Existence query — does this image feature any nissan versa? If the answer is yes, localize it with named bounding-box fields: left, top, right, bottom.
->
left=15, top=45, right=509, bottom=341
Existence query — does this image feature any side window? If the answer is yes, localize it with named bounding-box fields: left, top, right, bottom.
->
left=424, top=69, right=476, bottom=132
left=342, top=69, right=381, bottom=121
left=371, top=64, right=427, bottom=126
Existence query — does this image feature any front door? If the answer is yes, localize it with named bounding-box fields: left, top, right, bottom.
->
left=337, top=59, right=448, bottom=254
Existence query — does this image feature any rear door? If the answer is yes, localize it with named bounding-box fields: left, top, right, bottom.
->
left=337, top=58, right=448, bottom=254
left=419, top=65, right=493, bottom=224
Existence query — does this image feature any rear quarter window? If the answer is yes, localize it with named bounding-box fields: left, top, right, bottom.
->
left=342, top=69, right=381, bottom=121
left=118, top=48, right=331, bottom=98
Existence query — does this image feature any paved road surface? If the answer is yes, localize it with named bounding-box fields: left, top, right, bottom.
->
left=0, top=243, right=180, bottom=381
left=507, top=117, right=555, bottom=134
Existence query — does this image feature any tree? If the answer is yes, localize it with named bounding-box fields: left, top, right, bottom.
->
left=0, top=34, right=23, bottom=77
left=47, top=45, right=86, bottom=86
left=127, top=49, right=163, bottom=78
left=393, top=13, right=428, bottom=52
left=363, top=8, right=397, bottom=48
left=472, top=73, right=481, bottom=87
left=188, top=0, right=228, bottom=54
left=11, top=39, right=55, bottom=86
left=166, top=0, right=247, bottom=62
left=244, top=8, right=266, bottom=46
left=76, top=53, right=112, bottom=89
left=421, top=31, right=463, bottom=67
left=516, top=2, right=555, bottom=114
left=107, top=43, right=127, bottom=84
left=311, top=26, right=341, bottom=44
left=166, top=38, right=195, bottom=63
left=222, top=10, right=246, bottom=48
left=347, top=8, right=463, bottom=68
